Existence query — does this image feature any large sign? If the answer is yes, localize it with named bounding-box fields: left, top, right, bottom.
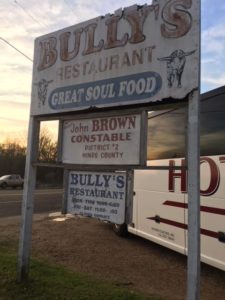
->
left=31, top=0, right=199, bottom=116
left=67, top=171, right=126, bottom=224
left=62, top=114, right=141, bottom=165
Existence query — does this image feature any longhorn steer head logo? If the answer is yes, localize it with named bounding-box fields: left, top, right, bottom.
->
left=158, top=49, right=196, bottom=88
left=34, top=79, right=53, bottom=107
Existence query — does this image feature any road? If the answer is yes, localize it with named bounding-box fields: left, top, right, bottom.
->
left=0, top=188, right=63, bottom=218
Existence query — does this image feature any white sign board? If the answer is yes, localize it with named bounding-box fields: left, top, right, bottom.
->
left=62, top=114, right=141, bottom=165
left=31, top=0, right=199, bottom=116
left=67, top=171, right=126, bottom=224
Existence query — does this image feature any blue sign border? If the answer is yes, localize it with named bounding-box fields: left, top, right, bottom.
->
left=48, top=71, right=162, bottom=110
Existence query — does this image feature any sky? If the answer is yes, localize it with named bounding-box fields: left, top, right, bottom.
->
left=0, top=0, right=224, bottom=144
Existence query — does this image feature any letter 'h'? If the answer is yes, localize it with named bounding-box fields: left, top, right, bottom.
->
left=168, top=159, right=187, bottom=193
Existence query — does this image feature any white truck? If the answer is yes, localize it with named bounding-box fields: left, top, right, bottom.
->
left=113, top=86, right=225, bottom=272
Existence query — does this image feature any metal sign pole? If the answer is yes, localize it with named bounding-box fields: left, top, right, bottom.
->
left=18, top=116, right=40, bottom=281
left=125, top=169, right=134, bottom=225
left=62, top=169, right=69, bottom=215
left=187, top=89, right=200, bottom=300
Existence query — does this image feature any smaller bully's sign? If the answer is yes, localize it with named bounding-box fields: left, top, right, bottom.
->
left=67, top=171, right=126, bottom=224
left=62, top=113, right=141, bottom=165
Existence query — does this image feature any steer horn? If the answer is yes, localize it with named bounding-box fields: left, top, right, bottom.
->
left=158, top=49, right=196, bottom=61
left=183, top=49, right=196, bottom=57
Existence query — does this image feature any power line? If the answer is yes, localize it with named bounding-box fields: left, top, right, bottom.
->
left=0, top=37, right=33, bottom=62
left=14, top=0, right=48, bottom=29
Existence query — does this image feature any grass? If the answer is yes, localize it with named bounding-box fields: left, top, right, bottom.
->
left=0, top=245, right=162, bottom=300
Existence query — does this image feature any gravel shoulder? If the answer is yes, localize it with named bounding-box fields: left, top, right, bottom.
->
left=1, top=213, right=225, bottom=300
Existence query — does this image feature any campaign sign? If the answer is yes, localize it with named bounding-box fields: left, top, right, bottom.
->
left=67, top=171, right=126, bottom=224
left=62, top=114, right=141, bottom=165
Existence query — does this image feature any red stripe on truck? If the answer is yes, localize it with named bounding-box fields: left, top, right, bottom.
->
left=163, top=200, right=225, bottom=215
left=147, top=216, right=219, bottom=239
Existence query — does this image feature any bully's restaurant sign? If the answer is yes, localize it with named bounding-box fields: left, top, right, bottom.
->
left=31, top=0, right=199, bottom=116
left=67, top=171, right=126, bottom=224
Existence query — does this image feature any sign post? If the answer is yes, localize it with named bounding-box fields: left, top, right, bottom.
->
left=187, top=91, right=200, bottom=299
left=187, top=1, right=201, bottom=298
left=18, top=2, right=200, bottom=295
left=18, top=117, right=40, bottom=281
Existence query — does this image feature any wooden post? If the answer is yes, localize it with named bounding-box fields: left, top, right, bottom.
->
left=140, top=110, right=148, bottom=167
left=62, top=169, right=69, bottom=215
left=18, top=116, right=40, bottom=281
left=187, top=89, right=200, bottom=300
left=125, top=169, right=134, bottom=225
left=57, top=120, right=63, bottom=163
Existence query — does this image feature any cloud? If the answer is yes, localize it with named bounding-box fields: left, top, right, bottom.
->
left=202, top=75, right=225, bottom=87
left=201, top=15, right=225, bottom=91
left=0, top=99, right=29, bottom=107
left=0, top=63, right=32, bottom=73
left=0, top=116, right=29, bottom=144
left=0, top=103, right=29, bottom=122
left=0, top=116, right=28, bottom=124
left=202, top=24, right=225, bottom=57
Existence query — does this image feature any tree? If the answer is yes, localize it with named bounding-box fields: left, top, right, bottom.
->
left=36, top=126, right=63, bottom=187
left=0, top=128, right=62, bottom=186
left=0, top=139, right=26, bottom=176
left=38, top=127, right=57, bottom=162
